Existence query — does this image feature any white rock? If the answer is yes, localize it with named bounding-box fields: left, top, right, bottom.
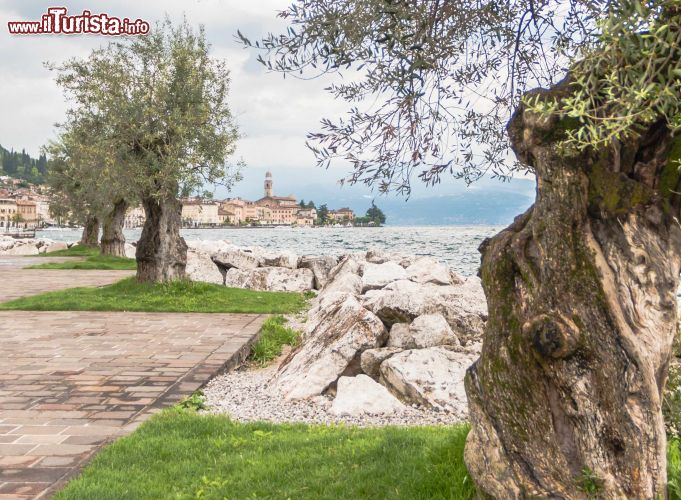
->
left=212, top=249, right=261, bottom=271
left=330, top=375, right=406, bottom=416
left=365, top=248, right=391, bottom=264
left=327, top=255, right=362, bottom=282
left=319, top=271, right=362, bottom=298
left=379, top=346, right=478, bottom=414
left=386, top=323, right=411, bottom=348
left=298, top=255, right=337, bottom=289
left=124, top=243, right=136, bottom=259
left=276, top=293, right=387, bottom=400
left=186, top=239, right=236, bottom=255
left=362, top=278, right=487, bottom=344
left=387, top=314, right=460, bottom=349
left=262, top=250, right=298, bottom=269
left=186, top=250, right=223, bottom=284
left=0, top=238, right=40, bottom=255
left=360, top=347, right=403, bottom=379
left=224, top=267, right=314, bottom=292
left=406, top=257, right=461, bottom=285
left=382, top=279, right=423, bottom=293
left=361, top=261, right=407, bottom=292
left=40, top=241, right=68, bottom=254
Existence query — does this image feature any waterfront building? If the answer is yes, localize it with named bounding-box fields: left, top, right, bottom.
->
left=181, top=198, right=220, bottom=226
left=0, top=198, right=18, bottom=229
left=15, top=199, right=37, bottom=227
left=328, top=207, right=355, bottom=222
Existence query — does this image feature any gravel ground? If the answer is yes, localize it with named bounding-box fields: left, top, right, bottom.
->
left=203, top=355, right=467, bottom=427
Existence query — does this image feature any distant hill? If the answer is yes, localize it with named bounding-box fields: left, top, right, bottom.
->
left=0, top=144, right=48, bottom=184
left=292, top=177, right=536, bottom=226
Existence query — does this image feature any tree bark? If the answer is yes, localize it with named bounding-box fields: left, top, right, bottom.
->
left=464, top=80, right=681, bottom=498
left=135, top=195, right=187, bottom=282
left=100, top=199, right=128, bottom=257
left=79, top=215, right=100, bottom=247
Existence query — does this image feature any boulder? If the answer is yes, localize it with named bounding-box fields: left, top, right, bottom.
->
left=387, top=314, right=460, bottom=349
left=186, top=239, right=235, bottom=255
left=186, top=250, right=223, bottom=284
left=211, top=250, right=261, bottom=284
left=360, top=347, right=403, bottom=379
left=382, top=279, right=423, bottom=293
left=398, top=255, right=418, bottom=268
left=330, top=375, right=406, bottom=416
left=361, top=277, right=487, bottom=345
left=40, top=241, right=68, bottom=254
left=224, top=267, right=314, bottom=292
left=365, top=248, right=391, bottom=264
left=124, top=243, right=136, bottom=259
left=262, top=250, right=298, bottom=269
left=319, top=272, right=362, bottom=298
left=386, top=323, right=411, bottom=348
left=276, top=293, right=388, bottom=400
left=298, top=255, right=337, bottom=289
left=406, top=257, right=461, bottom=285
left=379, top=346, right=478, bottom=414
left=361, top=261, right=407, bottom=292
left=327, top=255, right=361, bottom=282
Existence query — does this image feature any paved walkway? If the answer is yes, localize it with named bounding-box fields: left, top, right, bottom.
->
left=0, top=256, right=136, bottom=303
left=0, top=258, right=266, bottom=498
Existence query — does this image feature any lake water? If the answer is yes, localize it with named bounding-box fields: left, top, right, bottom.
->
left=37, top=225, right=506, bottom=277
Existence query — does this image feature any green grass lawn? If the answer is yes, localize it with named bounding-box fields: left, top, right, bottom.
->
left=52, top=407, right=681, bottom=500
left=0, top=277, right=307, bottom=314
left=40, top=244, right=101, bottom=257
left=56, top=409, right=475, bottom=500
left=27, top=244, right=137, bottom=270
left=28, top=254, right=137, bottom=270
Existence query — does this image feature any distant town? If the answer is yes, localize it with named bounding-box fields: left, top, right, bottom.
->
left=0, top=171, right=386, bottom=232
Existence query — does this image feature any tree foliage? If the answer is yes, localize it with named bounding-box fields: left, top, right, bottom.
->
left=50, top=18, right=242, bottom=204
left=530, top=0, right=681, bottom=152
left=0, top=146, right=48, bottom=184
left=240, top=0, right=609, bottom=195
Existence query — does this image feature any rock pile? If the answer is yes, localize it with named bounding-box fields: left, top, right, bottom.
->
left=0, top=236, right=69, bottom=255
left=272, top=250, right=486, bottom=419
left=195, top=243, right=488, bottom=422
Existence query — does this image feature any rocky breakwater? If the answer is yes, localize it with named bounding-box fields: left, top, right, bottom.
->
left=0, top=236, right=70, bottom=255
left=197, top=242, right=488, bottom=423
left=186, top=241, right=331, bottom=293
left=0, top=236, right=137, bottom=258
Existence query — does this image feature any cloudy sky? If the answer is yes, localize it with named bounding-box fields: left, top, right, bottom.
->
left=0, top=0, right=533, bottom=204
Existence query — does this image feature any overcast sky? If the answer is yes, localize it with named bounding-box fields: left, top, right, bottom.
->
left=0, top=0, right=533, bottom=202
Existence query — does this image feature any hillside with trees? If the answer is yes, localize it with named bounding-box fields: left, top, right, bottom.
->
left=0, top=145, right=48, bottom=184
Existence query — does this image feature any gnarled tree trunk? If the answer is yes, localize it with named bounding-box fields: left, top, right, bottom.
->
left=136, top=194, right=187, bottom=282
left=465, top=81, right=681, bottom=497
left=79, top=215, right=100, bottom=247
left=100, top=199, right=128, bottom=257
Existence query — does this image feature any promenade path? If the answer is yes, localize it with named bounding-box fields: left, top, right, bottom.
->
left=0, top=257, right=265, bottom=499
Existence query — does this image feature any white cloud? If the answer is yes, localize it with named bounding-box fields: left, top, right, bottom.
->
left=0, top=0, right=530, bottom=199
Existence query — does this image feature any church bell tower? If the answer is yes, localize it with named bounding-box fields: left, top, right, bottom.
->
left=264, top=171, right=273, bottom=197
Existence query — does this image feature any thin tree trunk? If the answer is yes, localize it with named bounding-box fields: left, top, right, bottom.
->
left=79, top=215, right=100, bottom=247
left=465, top=80, right=681, bottom=497
left=100, top=199, right=128, bottom=257
left=135, top=195, right=187, bottom=282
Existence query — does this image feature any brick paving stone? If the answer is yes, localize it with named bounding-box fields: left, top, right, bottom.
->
left=0, top=257, right=266, bottom=498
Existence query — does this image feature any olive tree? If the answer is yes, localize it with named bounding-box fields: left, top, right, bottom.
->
left=51, top=19, right=241, bottom=281
left=243, top=0, right=681, bottom=496
left=46, top=115, right=134, bottom=255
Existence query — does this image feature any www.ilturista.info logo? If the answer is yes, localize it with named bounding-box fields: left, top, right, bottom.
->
left=7, top=7, right=150, bottom=36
